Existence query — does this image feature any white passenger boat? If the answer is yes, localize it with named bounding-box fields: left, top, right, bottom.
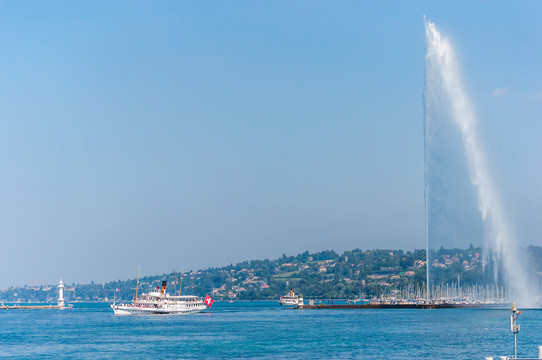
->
left=111, top=275, right=212, bottom=315
left=279, top=289, right=303, bottom=306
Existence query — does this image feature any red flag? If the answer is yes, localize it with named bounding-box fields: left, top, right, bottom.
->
left=204, top=294, right=214, bottom=307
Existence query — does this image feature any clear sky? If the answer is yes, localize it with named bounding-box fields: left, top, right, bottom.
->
left=1, top=2, right=541, bottom=287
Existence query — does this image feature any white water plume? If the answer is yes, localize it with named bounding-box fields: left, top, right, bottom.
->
left=423, top=19, right=535, bottom=305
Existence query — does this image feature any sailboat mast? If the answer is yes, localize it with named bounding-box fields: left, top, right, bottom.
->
left=134, top=265, right=140, bottom=305
left=179, top=271, right=183, bottom=296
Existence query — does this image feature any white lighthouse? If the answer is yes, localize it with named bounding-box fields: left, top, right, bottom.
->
left=58, top=279, right=65, bottom=308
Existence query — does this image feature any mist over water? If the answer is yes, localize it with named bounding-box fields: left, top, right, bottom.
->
left=423, top=19, right=536, bottom=306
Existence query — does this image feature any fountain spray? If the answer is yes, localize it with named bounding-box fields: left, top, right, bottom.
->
left=423, top=18, right=534, bottom=305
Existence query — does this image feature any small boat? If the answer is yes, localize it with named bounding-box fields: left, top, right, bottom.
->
left=279, top=289, right=303, bottom=306
left=111, top=268, right=212, bottom=315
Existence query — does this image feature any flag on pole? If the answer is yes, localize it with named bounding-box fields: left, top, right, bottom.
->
left=115, top=288, right=120, bottom=292
left=204, top=294, right=214, bottom=307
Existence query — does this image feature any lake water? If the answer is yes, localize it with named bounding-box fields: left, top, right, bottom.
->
left=0, top=301, right=541, bottom=359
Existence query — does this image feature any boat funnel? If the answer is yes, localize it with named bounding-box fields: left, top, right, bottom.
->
left=161, top=281, right=167, bottom=294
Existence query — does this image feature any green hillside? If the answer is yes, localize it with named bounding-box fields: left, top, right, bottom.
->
left=3, top=246, right=542, bottom=303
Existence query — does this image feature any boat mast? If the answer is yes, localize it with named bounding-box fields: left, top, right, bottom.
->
left=134, top=265, right=140, bottom=305
left=179, top=271, right=183, bottom=296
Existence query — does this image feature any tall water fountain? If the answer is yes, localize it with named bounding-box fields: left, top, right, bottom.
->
left=423, top=19, right=536, bottom=306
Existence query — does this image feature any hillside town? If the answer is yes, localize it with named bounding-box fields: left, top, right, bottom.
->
left=3, top=245, right=521, bottom=303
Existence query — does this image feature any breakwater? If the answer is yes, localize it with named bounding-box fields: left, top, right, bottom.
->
left=297, top=302, right=509, bottom=310
left=0, top=304, right=68, bottom=310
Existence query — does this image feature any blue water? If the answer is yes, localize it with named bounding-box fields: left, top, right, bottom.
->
left=1, top=301, right=541, bottom=359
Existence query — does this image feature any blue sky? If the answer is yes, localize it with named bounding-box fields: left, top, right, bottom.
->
left=1, top=2, right=541, bottom=287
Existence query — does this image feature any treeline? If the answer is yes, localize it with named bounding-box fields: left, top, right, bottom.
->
left=3, top=246, right=542, bottom=302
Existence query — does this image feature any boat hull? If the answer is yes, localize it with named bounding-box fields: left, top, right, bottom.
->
left=279, top=296, right=303, bottom=306
left=111, top=304, right=206, bottom=315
